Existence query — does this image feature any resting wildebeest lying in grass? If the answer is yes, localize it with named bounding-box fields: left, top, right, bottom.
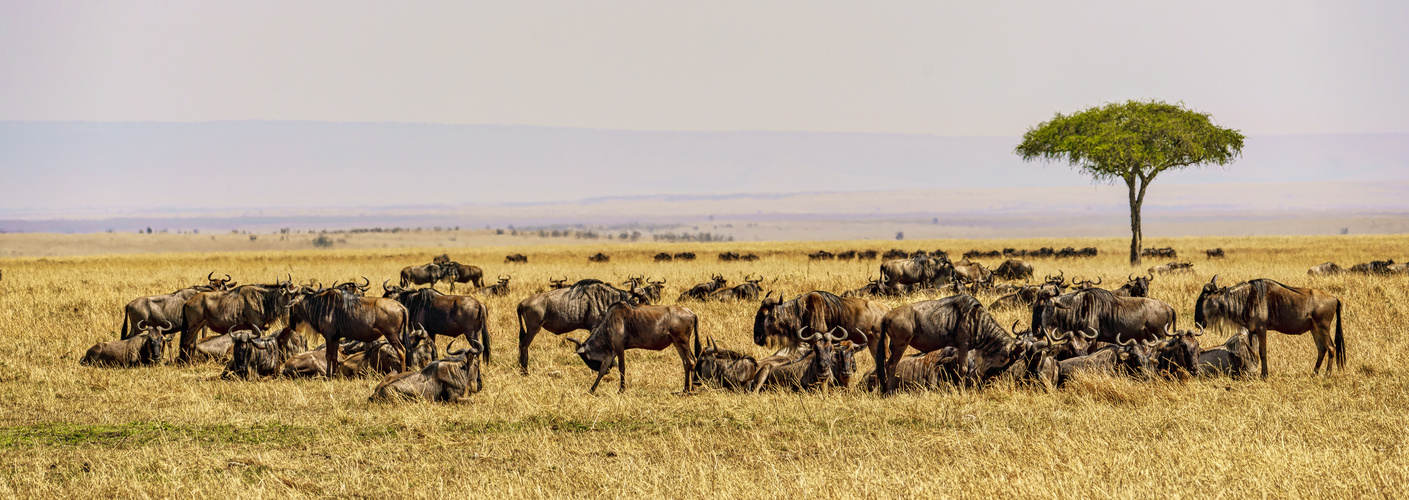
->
left=369, top=339, right=484, bottom=403
left=693, top=338, right=761, bottom=391
left=1196, top=328, right=1260, bottom=378
left=81, top=320, right=169, bottom=367
left=862, top=347, right=962, bottom=392
left=221, top=326, right=306, bottom=380
left=748, top=327, right=850, bottom=392
left=280, top=326, right=438, bottom=378
left=1055, top=335, right=1159, bottom=387
left=566, top=300, right=699, bottom=394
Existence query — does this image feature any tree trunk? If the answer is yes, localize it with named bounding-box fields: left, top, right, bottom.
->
left=1127, top=177, right=1142, bottom=266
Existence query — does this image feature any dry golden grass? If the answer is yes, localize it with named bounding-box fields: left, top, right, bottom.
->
left=1, top=235, right=1406, bottom=498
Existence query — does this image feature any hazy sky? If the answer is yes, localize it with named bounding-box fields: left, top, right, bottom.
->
left=2, top=1, right=1406, bottom=135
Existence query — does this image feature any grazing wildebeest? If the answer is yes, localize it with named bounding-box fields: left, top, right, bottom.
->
left=505, top=253, right=528, bottom=263
left=1307, top=262, right=1344, bottom=276
left=442, top=262, right=485, bottom=291
left=879, top=256, right=953, bottom=292
left=1206, top=248, right=1226, bottom=259
left=678, top=274, right=728, bottom=301
left=1141, top=247, right=1178, bottom=259
left=370, top=339, right=484, bottom=403
left=808, top=250, right=836, bottom=260
left=862, top=347, right=962, bottom=392
left=81, top=320, right=169, bottom=367
left=1113, top=274, right=1153, bottom=298
left=515, top=279, right=644, bottom=375
left=1149, top=261, right=1194, bottom=275
left=653, top=252, right=673, bottom=262
left=748, top=327, right=848, bottom=392
left=400, top=263, right=446, bottom=289
left=382, top=283, right=492, bottom=363
left=639, top=278, right=666, bottom=305
left=565, top=301, right=699, bottom=394
left=1194, top=276, right=1343, bottom=378
left=221, top=326, right=306, bottom=380
left=673, top=252, right=696, bottom=261
left=1032, top=286, right=1176, bottom=344
left=740, top=253, right=759, bottom=262
left=752, top=291, right=892, bottom=389
left=882, top=249, right=909, bottom=259
left=588, top=252, right=611, bottom=263
left=706, top=274, right=763, bottom=302
left=879, top=294, right=1025, bottom=391
left=992, top=259, right=1034, bottom=281
left=858, top=250, right=879, bottom=260
left=694, top=338, right=761, bottom=391
left=1055, top=336, right=1160, bottom=386
left=471, top=275, right=512, bottom=297
left=952, top=259, right=989, bottom=283
left=179, top=283, right=296, bottom=363
left=287, top=288, right=410, bottom=378
left=836, top=250, right=857, bottom=260
left=1349, top=259, right=1396, bottom=275
left=718, top=251, right=741, bottom=262
left=1196, top=328, right=1260, bottom=378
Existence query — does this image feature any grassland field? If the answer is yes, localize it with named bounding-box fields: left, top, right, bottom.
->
left=0, top=234, right=1406, bottom=498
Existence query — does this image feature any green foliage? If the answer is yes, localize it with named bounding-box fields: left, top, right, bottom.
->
left=1015, top=100, right=1245, bottom=184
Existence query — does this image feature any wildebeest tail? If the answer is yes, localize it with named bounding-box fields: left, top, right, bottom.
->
left=480, top=308, right=492, bottom=364
left=1335, top=299, right=1345, bottom=370
left=120, top=315, right=130, bottom=340
left=874, top=317, right=889, bottom=391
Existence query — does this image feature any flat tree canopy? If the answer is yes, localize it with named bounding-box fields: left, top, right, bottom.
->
left=1015, top=100, right=1245, bottom=265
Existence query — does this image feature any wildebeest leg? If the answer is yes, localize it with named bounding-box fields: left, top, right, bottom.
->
left=178, top=319, right=203, bottom=364
left=1311, top=327, right=1330, bottom=376
left=884, top=338, right=910, bottom=394
left=868, top=334, right=885, bottom=393
left=324, top=335, right=340, bottom=378
left=518, top=318, right=541, bottom=375
left=749, top=365, right=773, bottom=393
left=1256, top=327, right=1270, bottom=379
left=616, top=345, right=628, bottom=393
left=674, top=341, right=695, bottom=394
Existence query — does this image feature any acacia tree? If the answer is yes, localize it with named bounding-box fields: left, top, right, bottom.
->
left=1015, top=100, right=1245, bottom=265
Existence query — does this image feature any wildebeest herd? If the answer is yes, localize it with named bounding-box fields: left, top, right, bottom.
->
left=81, top=246, right=1371, bottom=404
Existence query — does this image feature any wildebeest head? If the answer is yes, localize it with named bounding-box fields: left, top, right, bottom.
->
left=711, top=274, right=728, bottom=289
left=1156, top=327, right=1203, bottom=378
left=641, top=278, right=666, bottom=304
left=225, top=325, right=266, bottom=379
left=381, top=280, right=406, bottom=299
left=444, top=338, right=486, bottom=395
left=752, top=292, right=786, bottom=346
left=1193, top=275, right=1230, bottom=328
left=135, top=320, right=171, bottom=364
left=1114, top=334, right=1162, bottom=376
left=549, top=276, right=569, bottom=289
left=402, top=324, right=439, bottom=369
left=832, top=339, right=866, bottom=388
left=207, top=272, right=236, bottom=290
left=799, top=326, right=848, bottom=388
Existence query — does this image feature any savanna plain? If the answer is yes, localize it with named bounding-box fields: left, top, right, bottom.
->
left=0, top=234, right=1406, bottom=498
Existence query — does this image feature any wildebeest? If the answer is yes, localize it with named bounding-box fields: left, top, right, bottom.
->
left=882, top=249, right=908, bottom=260
left=1349, top=259, right=1396, bottom=275
left=740, top=253, right=759, bottom=262
left=748, top=327, right=849, bottom=392
left=442, top=262, right=485, bottom=291
left=808, top=250, right=835, bottom=260
left=879, top=256, right=953, bottom=292
left=653, top=252, right=673, bottom=262
left=221, top=325, right=306, bottom=380
left=1141, top=247, right=1177, bottom=259
left=119, top=273, right=232, bottom=340
left=471, top=275, right=512, bottom=297
left=330, top=277, right=372, bottom=296
left=862, top=347, right=962, bottom=392
left=287, top=288, right=410, bottom=378
left=752, top=291, right=892, bottom=388
left=81, top=320, right=169, bottom=367
left=1113, top=274, right=1153, bottom=298
left=1196, top=328, right=1260, bottom=378
left=707, top=274, right=764, bottom=302
left=548, top=277, right=569, bottom=289
left=988, top=285, right=1042, bottom=310
left=192, top=333, right=235, bottom=362
left=370, top=339, right=484, bottom=403
left=674, top=252, right=697, bottom=261
left=1153, top=328, right=1203, bottom=379
left=678, top=274, right=728, bottom=301
left=1032, top=286, right=1176, bottom=345
left=951, top=258, right=990, bottom=283
left=693, top=338, right=761, bottom=391
left=382, top=283, right=492, bottom=363
left=1055, top=336, right=1159, bottom=386
left=963, top=249, right=1002, bottom=260
left=1149, top=261, right=1194, bottom=275
left=515, top=279, right=644, bottom=375
left=433, top=253, right=451, bottom=265
left=1307, top=262, right=1344, bottom=276
left=504, top=253, right=528, bottom=263
left=858, top=250, right=879, bottom=260
left=842, top=277, right=890, bottom=298
left=879, top=294, right=1025, bottom=391
left=1194, top=276, right=1343, bottom=377
left=566, top=301, right=699, bottom=394
left=992, top=259, right=1034, bottom=280
left=639, top=278, right=666, bottom=305
left=400, top=263, right=447, bottom=289
left=179, top=282, right=297, bottom=363
left=836, top=250, right=857, bottom=260
left=1206, top=248, right=1226, bottom=259
left=588, top=252, right=611, bottom=263
left=283, top=326, right=438, bottom=378
left=718, top=251, right=741, bottom=262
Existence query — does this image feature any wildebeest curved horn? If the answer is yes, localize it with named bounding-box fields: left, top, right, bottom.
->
left=1128, top=273, right=1135, bottom=282
left=1080, top=327, right=1099, bottom=340
left=499, top=274, right=510, bottom=281
left=136, top=320, right=149, bottom=331
left=1090, top=277, right=1101, bottom=286
left=1193, top=325, right=1205, bottom=337
left=467, top=339, right=483, bottom=355
left=1047, top=328, right=1070, bottom=342
left=1142, top=337, right=1163, bottom=347
left=1116, top=334, right=1134, bottom=346
left=208, top=271, right=216, bottom=282
left=382, top=280, right=391, bottom=293
left=1011, top=321, right=1021, bottom=335
left=797, top=327, right=821, bottom=342
left=251, top=324, right=263, bottom=338
left=827, top=326, right=847, bottom=341
left=224, top=274, right=232, bottom=282
left=565, top=337, right=585, bottom=348
left=1210, top=275, right=1219, bottom=288
left=359, top=276, right=370, bottom=289
left=159, top=319, right=173, bottom=332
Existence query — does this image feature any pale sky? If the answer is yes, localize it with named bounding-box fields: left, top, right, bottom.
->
left=2, top=1, right=1406, bottom=135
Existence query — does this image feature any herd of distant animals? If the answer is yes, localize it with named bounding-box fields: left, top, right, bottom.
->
left=69, top=245, right=1402, bottom=403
